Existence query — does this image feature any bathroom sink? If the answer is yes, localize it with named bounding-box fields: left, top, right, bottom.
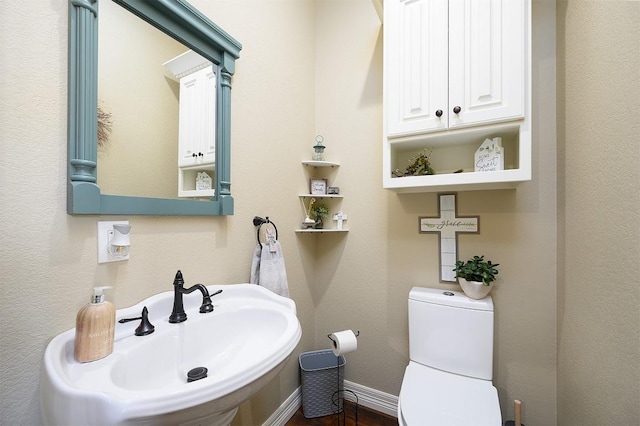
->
left=41, top=284, right=302, bottom=425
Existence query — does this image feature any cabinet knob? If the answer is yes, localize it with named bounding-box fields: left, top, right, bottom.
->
left=198, top=152, right=204, bottom=157
left=192, top=153, right=197, bottom=157
left=435, top=109, right=443, bottom=118
left=453, top=106, right=462, bottom=114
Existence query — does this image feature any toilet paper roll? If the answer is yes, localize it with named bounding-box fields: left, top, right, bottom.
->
left=329, top=330, right=358, bottom=356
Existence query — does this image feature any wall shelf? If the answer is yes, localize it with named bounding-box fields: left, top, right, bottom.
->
left=295, top=229, right=349, bottom=234
left=302, top=160, right=340, bottom=168
left=298, top=193, right=344, bottom=198
left=298, top=160, right=347, bottom=232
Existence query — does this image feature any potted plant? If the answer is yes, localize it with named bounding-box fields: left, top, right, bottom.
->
left=392, top=148, right=435, bottom=177
left=310, top=202, right=329, bottom=229
left=453, top=255, right=500, bottom=299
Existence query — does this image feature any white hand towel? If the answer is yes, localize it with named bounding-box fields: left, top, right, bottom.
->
left=250, top=245, right=261, bottom=285
left=251, top=241, right=289, bottom=298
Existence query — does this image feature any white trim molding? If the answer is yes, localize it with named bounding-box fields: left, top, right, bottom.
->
left=262, top=381, right=398, bottom=426
left=262, top=387, right=302, bottom=426
left=342, top=380, right=399, bottom=417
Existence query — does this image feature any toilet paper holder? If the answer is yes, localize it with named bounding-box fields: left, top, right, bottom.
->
left=327, top=330, right=360, bottom=342
left=325, top=330, right=361, bottom=421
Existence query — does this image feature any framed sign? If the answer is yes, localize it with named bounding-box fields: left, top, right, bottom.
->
left=310, top=179, right=327, bottom=195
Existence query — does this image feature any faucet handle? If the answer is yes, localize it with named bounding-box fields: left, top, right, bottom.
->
left=118, top=306, right=155, bottom=336
left=199, top=289, right=222, bottom=313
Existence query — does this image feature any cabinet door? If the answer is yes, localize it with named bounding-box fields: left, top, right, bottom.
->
left=178, top=73, right=199, bottom=167
left=448, top=0, right=524, bottom=128
left=178, top=66, right=217, bottom=167
left=385, top=0, right=448, bottom=137
left=198, top=67, right=217, bottom=164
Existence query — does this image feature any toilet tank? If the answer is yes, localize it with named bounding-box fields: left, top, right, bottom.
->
left=408, top=287, right=494, bottom=380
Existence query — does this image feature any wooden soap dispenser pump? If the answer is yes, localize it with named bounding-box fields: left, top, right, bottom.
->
left=74, top=286, right=115, bottom=363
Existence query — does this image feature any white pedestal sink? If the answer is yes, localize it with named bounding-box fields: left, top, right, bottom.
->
left=41, top=284, right=302, bottom=425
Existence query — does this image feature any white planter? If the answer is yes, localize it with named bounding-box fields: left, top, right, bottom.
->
left=458, top=278, right=493, bottom=300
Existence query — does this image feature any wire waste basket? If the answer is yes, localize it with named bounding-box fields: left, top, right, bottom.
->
left=299, top=350, right=346, bottom=418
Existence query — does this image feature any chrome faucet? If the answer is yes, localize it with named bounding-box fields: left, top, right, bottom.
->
left=169, top=270, right=222, bottom=323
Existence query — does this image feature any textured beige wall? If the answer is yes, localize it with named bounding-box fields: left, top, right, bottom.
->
left=0, top=1, right=317, bottom=425
left=312, top=1, right=559, bottom=424
left=556, top=1, right=640, bottom=425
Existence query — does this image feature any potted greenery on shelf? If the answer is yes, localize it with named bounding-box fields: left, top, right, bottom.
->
left=453, top=255, right=500, bottom=299
left=310, top=202, right=329, bottom=229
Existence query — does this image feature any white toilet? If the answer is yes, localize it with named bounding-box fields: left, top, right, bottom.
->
left=398, top=287, right=502, bottom=425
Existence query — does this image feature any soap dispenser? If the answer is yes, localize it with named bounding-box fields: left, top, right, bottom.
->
left=74, top=286, right=116, bottom=363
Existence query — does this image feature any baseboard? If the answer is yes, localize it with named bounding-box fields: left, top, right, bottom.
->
left=262, top=382, right=398, bottom=426
left=342, top=380, right=399, bottom=417
left=262, top=386, right=302, bottom=426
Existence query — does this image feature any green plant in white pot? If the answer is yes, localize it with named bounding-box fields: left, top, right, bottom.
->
left=453, top=255, right=500, bottom=299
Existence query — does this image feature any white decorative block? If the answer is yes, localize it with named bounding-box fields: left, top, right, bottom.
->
left=440, top=194, right=456, bottom=211
left=441, top=237, right=456, bottom=253
left=441, top=267, right=456, bottom=282
left=475, top=137, right=504, bottom=172
left=196, top=171, right=212, bottom=191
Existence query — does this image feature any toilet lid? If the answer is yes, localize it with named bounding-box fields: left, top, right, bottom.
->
left=399, top=362, right=502, bottom=426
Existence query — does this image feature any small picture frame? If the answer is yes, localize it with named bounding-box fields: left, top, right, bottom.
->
left=327, top=186, right=340, bottom=195
left=310, top=179, right=327, bottom=195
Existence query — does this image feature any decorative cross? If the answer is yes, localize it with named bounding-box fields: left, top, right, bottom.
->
left=332, top=211, right=347, bottom=230
left=419, top=193, right=479, bottom=282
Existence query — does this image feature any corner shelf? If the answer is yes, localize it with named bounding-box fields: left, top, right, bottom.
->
left=302, top=160, right=340, bottom=168
left=298, top=193, right=344, bottom=199
left=297, top=160, right=347, bottom=233
left=295, top=228, right=349, bottom=233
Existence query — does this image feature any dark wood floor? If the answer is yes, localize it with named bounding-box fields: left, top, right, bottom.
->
left=285, top=400, right=398, bottom=426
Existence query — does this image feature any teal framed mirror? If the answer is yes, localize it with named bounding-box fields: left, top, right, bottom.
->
left=68, top=0, right=241, bottom=215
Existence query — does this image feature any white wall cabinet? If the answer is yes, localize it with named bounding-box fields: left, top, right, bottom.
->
left=164, top=51, right=218, bottom=197
left=385, top=0, right=449, bottom=136
left=177, top=66, right=217, bottom=168
left=384, top=0, right=531, bottom=192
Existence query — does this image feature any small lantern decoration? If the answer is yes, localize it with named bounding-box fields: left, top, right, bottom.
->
left=313, top=135, right=326, bottom=161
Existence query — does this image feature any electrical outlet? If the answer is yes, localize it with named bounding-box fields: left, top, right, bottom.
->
left=97, top=221, right=130, bottom=264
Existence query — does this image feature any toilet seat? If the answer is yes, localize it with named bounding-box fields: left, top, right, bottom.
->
left=398, top=362, right=502, bottom=426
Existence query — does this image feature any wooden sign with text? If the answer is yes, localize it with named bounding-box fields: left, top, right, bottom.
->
left=419, top=194, right=479, bottom=282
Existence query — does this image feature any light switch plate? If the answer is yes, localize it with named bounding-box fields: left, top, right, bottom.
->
left=97, top=221, right=130, bottom=264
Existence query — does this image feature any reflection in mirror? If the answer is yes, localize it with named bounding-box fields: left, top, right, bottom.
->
left=98, top=0, right=185, bottom=199
left=164, top=50, right=218, bottom=199
left=67, top=0, right=241, bottom=215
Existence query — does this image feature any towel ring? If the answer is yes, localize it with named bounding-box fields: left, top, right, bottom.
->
left=253, top=216, right=278, bottom=249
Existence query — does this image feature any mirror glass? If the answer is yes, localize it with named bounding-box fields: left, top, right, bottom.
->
left=98, top=0, right=185, bottom=199
left=67, top=0, right=241, bottom=216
